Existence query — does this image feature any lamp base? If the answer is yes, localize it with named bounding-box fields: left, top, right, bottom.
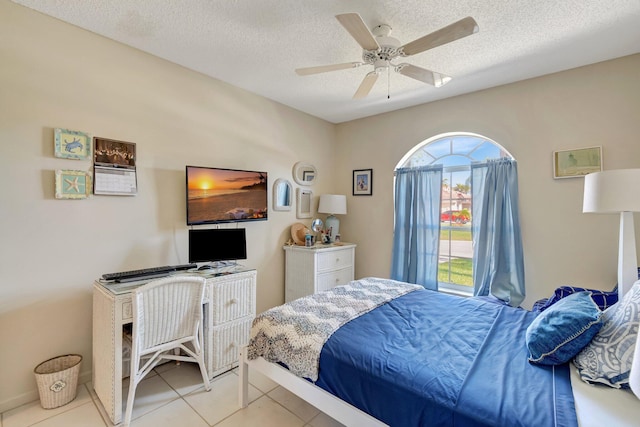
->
left=325, top=215, right=340, bottom=243
left=618, top=211, right=638, bottom=297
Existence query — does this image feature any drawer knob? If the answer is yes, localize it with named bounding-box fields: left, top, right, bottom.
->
left=230, top=298, right=238, bottom=304
left=335, top=258, right=340, bottom=263
left=335, top=278, right=340, bottom=283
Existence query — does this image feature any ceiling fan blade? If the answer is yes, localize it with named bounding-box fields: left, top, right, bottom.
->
left=336, top=13, right=380, bottom=51
left=353, top=72, right=378, bottom=99
left=396, top=64, right=452, bottom=87
left=295, top=62, right=363, bottom=76
left=400, top=16, right=479, bottom=56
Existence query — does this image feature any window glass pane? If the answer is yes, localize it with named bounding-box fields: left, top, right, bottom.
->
left=452, top=136, right=482, bottom=155
left=440, top=155, right=470, bottom=168
left=469, top=141, right=503, bottom=161
left=405, top=149, right=434, bottom=167
left=423, top=139, right=452, bottom=159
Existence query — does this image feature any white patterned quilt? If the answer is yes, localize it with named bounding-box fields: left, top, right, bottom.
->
left=247, top=277, right=422, bottom=381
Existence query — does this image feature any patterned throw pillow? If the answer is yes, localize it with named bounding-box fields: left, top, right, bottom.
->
left=573, top=281, right=640, bottom=388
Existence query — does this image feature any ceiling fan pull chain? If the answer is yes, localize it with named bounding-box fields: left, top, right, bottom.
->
left=387, top=66, right=390, bottom=99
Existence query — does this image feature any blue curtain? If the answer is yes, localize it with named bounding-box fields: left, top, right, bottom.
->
left=471, top=158, right=525, bottom=307
left=391, top=165, right=443, bottom=290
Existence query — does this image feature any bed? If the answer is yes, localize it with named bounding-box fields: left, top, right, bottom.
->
left=239, top=278, right=640, bottom=426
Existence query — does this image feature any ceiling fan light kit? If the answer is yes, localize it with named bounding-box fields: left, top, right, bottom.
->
left=295, top=13, right=478, bottom=99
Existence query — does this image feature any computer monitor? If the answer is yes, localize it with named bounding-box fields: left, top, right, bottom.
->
left=188, top=228, right=247, bottom=264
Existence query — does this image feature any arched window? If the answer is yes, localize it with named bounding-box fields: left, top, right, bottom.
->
left=395, top=132, right=513, bottom=294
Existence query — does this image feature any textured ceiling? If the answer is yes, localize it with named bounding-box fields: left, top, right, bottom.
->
left=11, top=0, right=640, bottom=123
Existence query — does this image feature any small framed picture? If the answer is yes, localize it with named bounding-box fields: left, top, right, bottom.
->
left=54, top=128, right=92, bottom=160
left=55, top=170, right=91, bottom=199
left=353, top=169, right=373, bottom=196
left=553, top=146, right=602, bottom=179
left=302, top=170, right=315, bottom=182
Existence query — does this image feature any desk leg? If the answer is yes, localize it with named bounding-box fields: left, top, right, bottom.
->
left=93, top=286, right=124, bottom=425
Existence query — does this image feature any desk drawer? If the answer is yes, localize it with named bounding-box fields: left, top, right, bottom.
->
left=317, top=248, right=353, bottom=272
left=209, top=273, right=255, bottom=325
left=207, top=316, right=252, bottom=374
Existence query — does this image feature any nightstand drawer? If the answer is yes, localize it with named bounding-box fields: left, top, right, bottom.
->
left=317, top=267, right=354, bottom=292
left=317, top=248, right=353, bottom=272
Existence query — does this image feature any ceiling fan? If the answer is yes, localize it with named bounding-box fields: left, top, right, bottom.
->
left=295, top=13, right=479, bottom=99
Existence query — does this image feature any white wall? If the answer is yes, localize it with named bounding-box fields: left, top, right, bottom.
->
left=0, top=1, right=336, bottom=410
left=336, top=54, right=640, bottom=308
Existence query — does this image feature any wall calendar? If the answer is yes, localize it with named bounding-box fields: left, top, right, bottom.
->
left=93, top=137, right=137, bottom=196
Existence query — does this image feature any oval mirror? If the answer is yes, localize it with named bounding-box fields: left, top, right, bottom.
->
left=311, top=218, right=323, bottom=233
left=292, top=161, right=317, bottom=186
left=272, top=178, right=292, bottom=211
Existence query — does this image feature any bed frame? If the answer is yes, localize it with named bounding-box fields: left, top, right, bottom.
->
left=238, top=345, right=387, bottom=426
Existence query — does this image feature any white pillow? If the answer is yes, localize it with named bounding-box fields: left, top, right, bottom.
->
left=573, top=280, right=640, bottom=388
left=631, top=327, right=640, bottom=398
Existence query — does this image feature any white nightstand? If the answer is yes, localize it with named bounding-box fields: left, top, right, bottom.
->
left=284, top=243, right=356, bottom=302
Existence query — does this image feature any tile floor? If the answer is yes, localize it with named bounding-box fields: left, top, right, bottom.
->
left=1, top=363, right=345, bottom=427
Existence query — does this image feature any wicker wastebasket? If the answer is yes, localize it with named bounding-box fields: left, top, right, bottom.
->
left=34, top=354, right=82, bottom=409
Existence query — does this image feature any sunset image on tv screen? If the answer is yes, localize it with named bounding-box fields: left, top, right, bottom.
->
left=187, top=167, right=267, bottom=224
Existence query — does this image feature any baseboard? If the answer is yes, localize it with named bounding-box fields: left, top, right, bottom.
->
left=0, top=369, right=92, bottom=414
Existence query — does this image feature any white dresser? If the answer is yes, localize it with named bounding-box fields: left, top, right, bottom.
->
left=284, top=243, right=356, bottom=302
left=92, top=268, right=256, bottom=425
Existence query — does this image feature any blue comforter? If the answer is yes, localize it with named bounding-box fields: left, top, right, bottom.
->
left=315, top=289, right=577, bottom=427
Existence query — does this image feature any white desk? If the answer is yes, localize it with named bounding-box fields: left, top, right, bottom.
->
left=92, top=268, right=256, bottom=425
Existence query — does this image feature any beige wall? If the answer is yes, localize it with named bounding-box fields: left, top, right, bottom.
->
left=0, top=1, right=336, bottom=410
left=2, top=0, right=640, bottom=412
left=336, top=53, right=640, bottom=308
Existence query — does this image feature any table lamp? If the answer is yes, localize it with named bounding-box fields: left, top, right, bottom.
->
left=318, top=194, right=347, bottom=243
left=583, top=169, right=640, bottom=297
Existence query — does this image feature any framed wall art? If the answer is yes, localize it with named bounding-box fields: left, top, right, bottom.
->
left=55, top=170, right=91, bottom=199
left=54, top=128, right=91, bottom=160
left=553, top=146, right=602, bottom=179
left=353, top=169, right=373, bottom=196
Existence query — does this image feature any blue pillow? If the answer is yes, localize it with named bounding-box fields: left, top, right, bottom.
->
left=526, top=291, right=603, bottom=365
left=532, top=286, right=618, bottom=313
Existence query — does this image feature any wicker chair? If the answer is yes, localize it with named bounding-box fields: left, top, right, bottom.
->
left=123, top=276, right=211, bottom=426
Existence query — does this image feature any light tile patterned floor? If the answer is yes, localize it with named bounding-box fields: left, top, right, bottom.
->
left=0, top=364, right=345, bottom=427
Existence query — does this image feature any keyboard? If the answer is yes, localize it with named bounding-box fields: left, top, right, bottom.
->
left=101, top=264, right=197, bottom=282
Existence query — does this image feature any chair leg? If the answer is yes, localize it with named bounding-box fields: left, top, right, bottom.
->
left=197, top=357, right=211, bottom=391
left=123, top=374, right=140, bottom=427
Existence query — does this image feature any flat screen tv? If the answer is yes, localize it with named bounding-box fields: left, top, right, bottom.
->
left=186, top=165, right=267, bottom=225
left=189, top=228, right=247, bottom=263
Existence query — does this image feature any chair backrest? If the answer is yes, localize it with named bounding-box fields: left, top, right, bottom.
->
left=132, top=276, right=206, bottom=351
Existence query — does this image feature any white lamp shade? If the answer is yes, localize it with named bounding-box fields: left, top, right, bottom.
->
left=318, top=194, right=347, bottom=215
left=583, top=169, right=640, bottom=213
